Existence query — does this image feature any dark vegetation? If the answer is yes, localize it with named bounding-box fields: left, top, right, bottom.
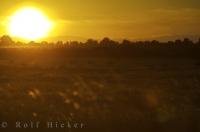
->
left=1, top=35, right=200, bottom=58
left=0, top=35, right=200, bottom=132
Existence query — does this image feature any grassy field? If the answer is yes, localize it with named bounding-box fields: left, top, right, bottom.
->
left=0, top=49, right=200, bottom=131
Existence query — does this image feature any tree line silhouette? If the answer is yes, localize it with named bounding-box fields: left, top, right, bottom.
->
left=0, top=35, right=200, bottom=47
left=0, top=35, right=200, bottom=58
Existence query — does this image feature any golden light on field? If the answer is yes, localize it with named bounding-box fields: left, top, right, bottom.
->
left=7, top=7, right=53, bottom=41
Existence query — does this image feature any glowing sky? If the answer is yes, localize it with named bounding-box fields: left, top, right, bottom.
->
left=0, top=0, right=200, bottom=41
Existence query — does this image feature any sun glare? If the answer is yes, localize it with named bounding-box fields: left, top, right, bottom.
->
left=8, top=7, right=53, bottom=41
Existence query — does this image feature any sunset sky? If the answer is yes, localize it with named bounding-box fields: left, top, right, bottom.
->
left=0, top=0, right=200, bottom=41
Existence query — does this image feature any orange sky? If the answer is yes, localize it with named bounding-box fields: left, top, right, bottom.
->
left=0, top=0, right=200, bottom=41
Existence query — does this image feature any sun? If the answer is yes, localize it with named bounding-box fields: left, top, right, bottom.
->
left=8, top=7, right=53, bottom=41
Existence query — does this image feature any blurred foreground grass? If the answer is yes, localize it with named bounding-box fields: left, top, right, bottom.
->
left=0, top=51, right=200, bottom=131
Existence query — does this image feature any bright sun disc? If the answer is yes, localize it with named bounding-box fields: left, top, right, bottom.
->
left=8, top=7, right=53, bottom=40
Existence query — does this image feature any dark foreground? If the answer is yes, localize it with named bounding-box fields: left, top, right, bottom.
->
left=0, top=48, right=200, bottom=132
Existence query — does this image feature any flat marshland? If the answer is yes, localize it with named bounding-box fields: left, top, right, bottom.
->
left=0, top=48, right=200, bottom=131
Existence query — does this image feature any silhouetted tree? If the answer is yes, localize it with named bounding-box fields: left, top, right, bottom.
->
left=122, top=39, right=131, bottom=45
left=151, top=40, right=159, bottom=45
left=85, top=39, right=98, bottom=48
left=41, top=41, right=48, bottom=45
left=0, top=35, right=14, bottom=46
left=56, top=41, right=64, bottom=48
left=183, top=38, right=193, bottom=45
left=175, top=39, right=182, bottom=45
left=63, top=41, right=70, bottom=48
left=100, top=37, right=118, bottom=47
left=70, top=41, right=80, bottom=47
left=28, top=41, right=37, bottom=45
left=100, top=37, right=110, bottom=46
left=16, top=41, right=24, bottom=45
